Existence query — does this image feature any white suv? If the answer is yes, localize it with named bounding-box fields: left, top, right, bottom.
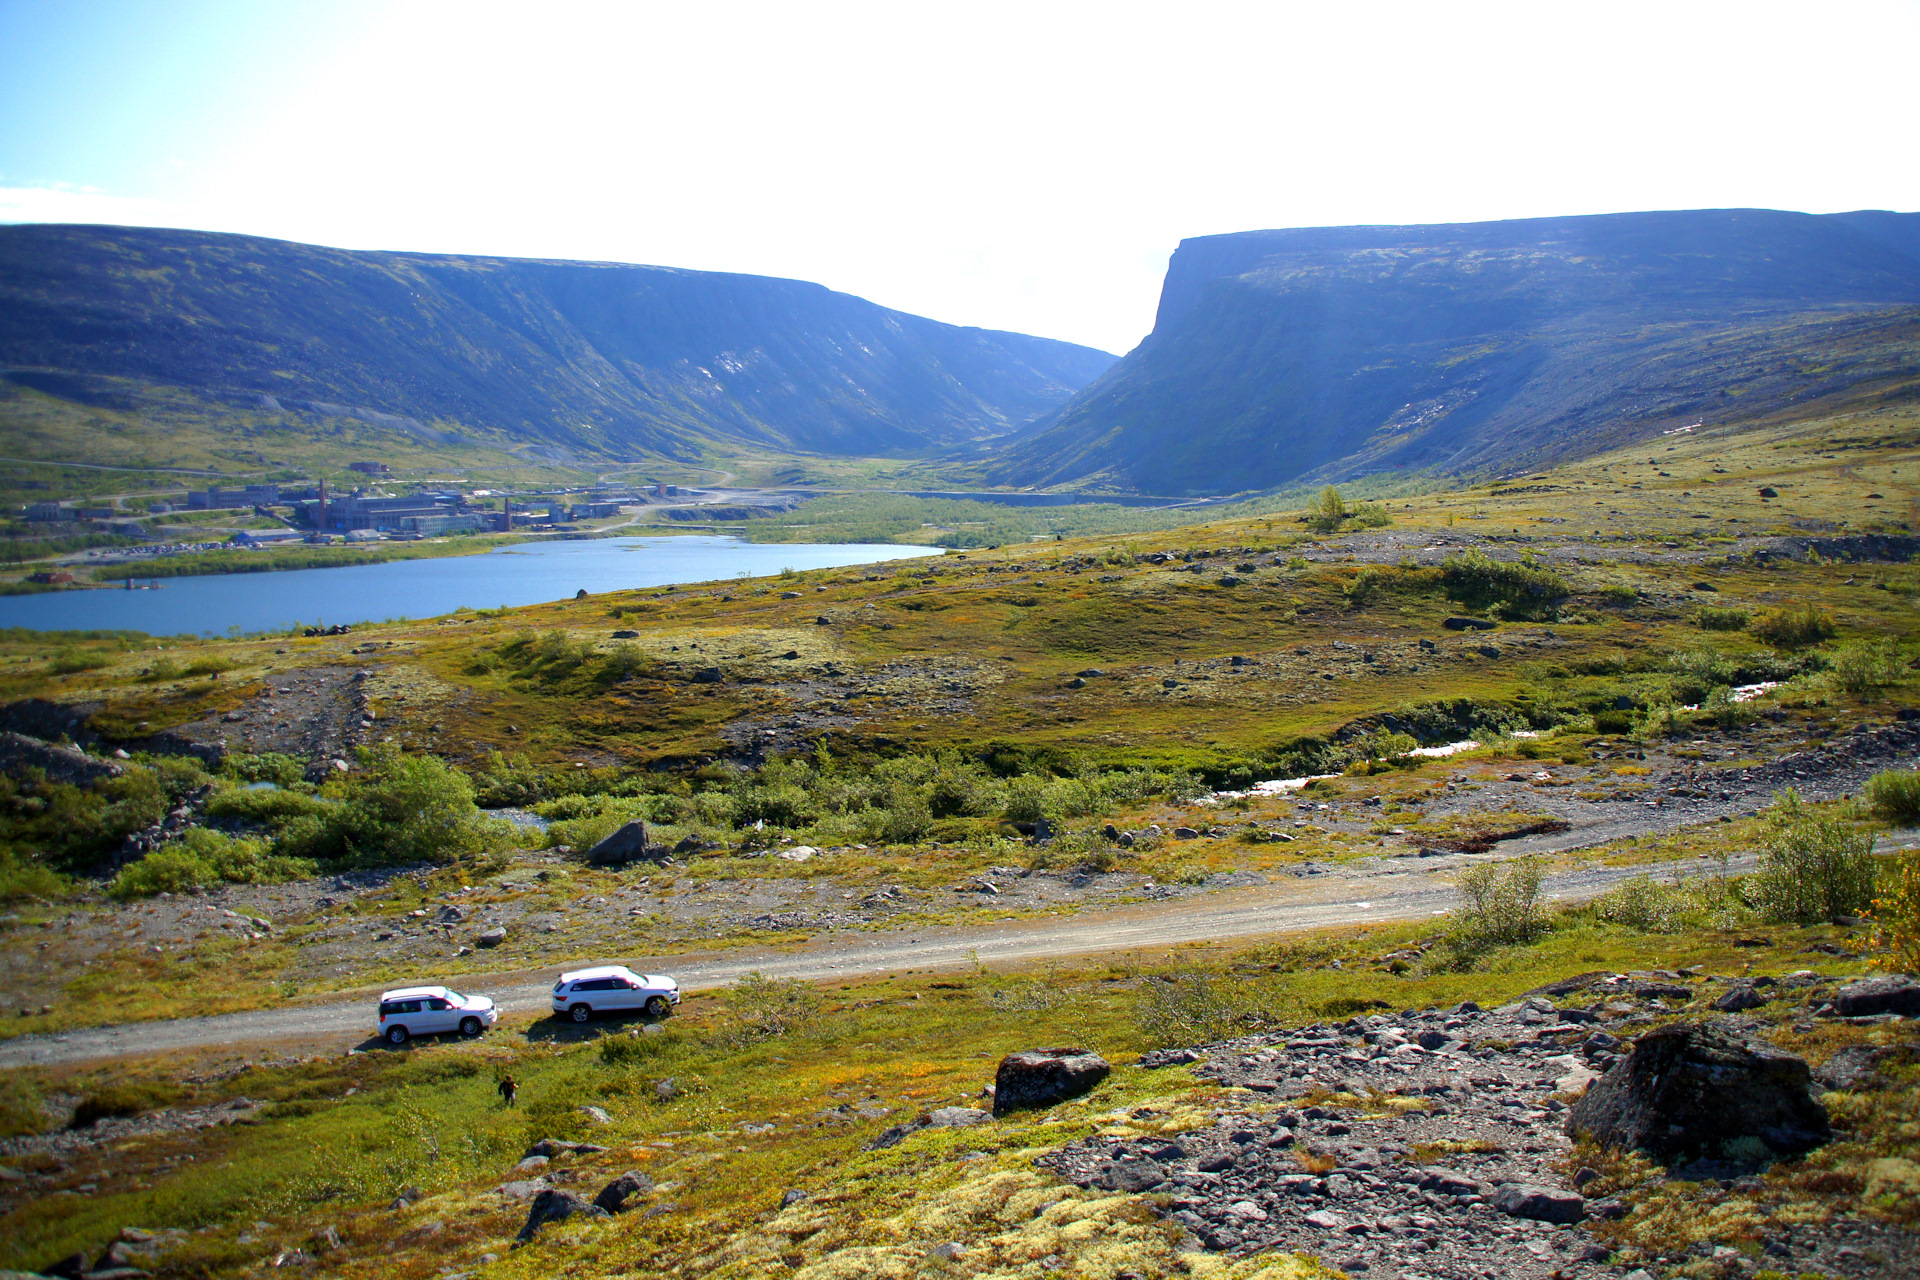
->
left=377, top=985, right=498, bottom=1045
left=551, top=965, right=680, bottom=1022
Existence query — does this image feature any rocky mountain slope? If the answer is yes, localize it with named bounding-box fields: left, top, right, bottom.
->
left=994, top=208, right=1920, bottom=494
left=0, top=225, right=1116, bottom=463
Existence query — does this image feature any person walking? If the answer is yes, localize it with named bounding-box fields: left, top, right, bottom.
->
left=498, top=1074, right=517, bottom=1107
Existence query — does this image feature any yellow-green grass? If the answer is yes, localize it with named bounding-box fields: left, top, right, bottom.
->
left=0, top=904, right=1895, bottom=1278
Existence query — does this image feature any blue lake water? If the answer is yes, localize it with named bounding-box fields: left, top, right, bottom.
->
left=0, top=536, right=938, bottom=637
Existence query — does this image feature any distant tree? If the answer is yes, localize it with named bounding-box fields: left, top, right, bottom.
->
left=1307, top=486, right=1348, bottom=534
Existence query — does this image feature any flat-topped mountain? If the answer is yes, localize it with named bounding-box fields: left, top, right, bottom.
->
left=0, top=225, right=1115, bottom=462
left=993, top=208, right=1920, bottom=494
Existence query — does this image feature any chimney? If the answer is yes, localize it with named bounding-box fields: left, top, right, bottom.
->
left=318, top=479, right=328, bottom=529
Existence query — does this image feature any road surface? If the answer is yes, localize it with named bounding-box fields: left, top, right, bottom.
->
left=0, top=845, right=1808, bottom=1070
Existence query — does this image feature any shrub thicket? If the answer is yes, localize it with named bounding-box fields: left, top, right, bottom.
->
left=1866, top=768, right=1920, bottom=825
left=1439, top=550, right=1569, bottom=620
left=1135, top=969, right=1248, bottom=1047
left=1747, top=792, right=1878, bottom=923
left=1695, top=605, right=1751, bottom=631
left=1750, top=604, right=1836, bottom=649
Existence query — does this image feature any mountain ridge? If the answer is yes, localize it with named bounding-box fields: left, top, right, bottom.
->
left=0, top=224, right=1116, bottom=464
left=994, top=208, right=1920, bottom=494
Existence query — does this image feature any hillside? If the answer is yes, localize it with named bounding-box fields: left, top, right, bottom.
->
left=993, top=208, right=1920, bottom=494
left=0, top=225, right=1116, bottom=465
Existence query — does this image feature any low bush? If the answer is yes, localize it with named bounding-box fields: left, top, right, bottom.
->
left=1592, top=709, right=1635, bottom=735
left=1439, top=550, right=1569, bottom=620
left=1452, top=857, right=1547, bottom=945
left=1868, top=853, right=1920, bottom=973
left=1695, top=605, right=1751, bottom=631
left=1830, top=637, right=1905, bottom=696
left=110, top=829, right=315, bottom=899
left=1866, top=768, right=1920, bottom=825
left=1135, top=969, right=1247, bottom=1047
left=1750, top=604, right=1835, bottom=649
left=0, top=851, right=65, bottom=903
left=718, top=971, right=820, bottom=1043
left=1747, top=793, right=1878, bottom=923
left=221, top=752, right=307, bottom=787
left=1595, top=875, right=1695, bottom=931
left=68, top=1081, right=181, bottom=1129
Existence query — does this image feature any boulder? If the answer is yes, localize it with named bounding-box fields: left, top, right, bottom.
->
left=1565, top=1019, right=1830, bottom=1161
left=1815, top=1044, right=1911, bottom=1091
left=592, top=1170, right=656, bottom=1213
left=587, top=821, right=655, bottom=866
left=1492, top=1183, right=1586, bottom=1223
left=1712, top=983, right=1769, bottom=1012
left=1442, top=616, right=1498, bottom=631
left=992, top=1047, right=1111, bottom=1116
left=515, top=1188, right=608, bottom=1243
left=1096, top=1158, right=1167, bottom=1191
left=476, top=927, right=507, bottom=949
left=525, top=1138, right=609, bottom=1159
left=1833, top=974, right=1920, bottom=1017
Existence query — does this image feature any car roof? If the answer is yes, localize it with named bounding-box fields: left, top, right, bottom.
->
left=557, top=965, right=637, bottom=983
left=380, top=985, right=450, bottom=1001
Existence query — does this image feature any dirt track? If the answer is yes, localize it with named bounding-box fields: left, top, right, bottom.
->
left=0, top=843, right=1811, bottom=1071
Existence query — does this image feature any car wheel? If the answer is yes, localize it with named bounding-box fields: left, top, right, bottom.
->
left=459, top=1016, right=482, bottom=1037
left=644, top=995, right=670, bottom=1017
left=569, top=1003, right=592, bottom=1023
left=385, top=1025, right=409, bottom=1045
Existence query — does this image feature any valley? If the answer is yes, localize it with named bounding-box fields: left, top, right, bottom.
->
left=1, top=209, right=1918, bottom=1280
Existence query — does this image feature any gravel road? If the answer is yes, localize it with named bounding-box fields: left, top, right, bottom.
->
left=0, top=844, right=1830, bottom=1071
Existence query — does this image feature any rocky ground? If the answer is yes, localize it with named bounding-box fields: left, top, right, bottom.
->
left=1043, top=975, right=1920, bottom=1280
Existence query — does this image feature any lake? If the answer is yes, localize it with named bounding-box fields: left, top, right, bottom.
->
left=0, top=536, right=938, bottom=636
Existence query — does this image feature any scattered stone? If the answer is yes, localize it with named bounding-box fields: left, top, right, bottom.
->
left=780, top=1188, right=808, bottom=1209
left=927, top=1106, right=991, bottom=1128
left=654, top=1078, right=679, bottom=1102
left=515, top=1189, right=608, bottom=1243
left=1493, top=1183, right=1587, bottom=1223
left=1566, top=1019, right=1830, bottom=1160
left=592, top=1170, right=656, bottom=1213
left=578, top=1105, right=611, bottom=1125
left=1713, top=983, right=1770, bottom=1012
left=526, top=1138, right=609, bottom=1159
left=992, top=1047, right=1111, bottom=1116
left=476, top=927, right=507, bottom=949
left=1833, top=974, right=1920, bottom=1017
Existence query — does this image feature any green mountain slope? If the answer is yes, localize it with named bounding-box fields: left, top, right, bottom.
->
left=0, top=225, right=1116, bottom=464
left=993, top=208, right=1920, bottom=494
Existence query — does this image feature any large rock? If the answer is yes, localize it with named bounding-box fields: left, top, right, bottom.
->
left=992, top=1047, right=1111, bottom=1116
left=1833, top=974, right=1920, bottom=1017
left=587, top=821, right=655, bottom=866
left=592, top=1170, right=656, bottom=1213
left=515, top=1188, right=608, bottom=1242
left=1493, top=1183, right=1586, bottom=1223
left=1565, top=1019, right=1830, bottom=1161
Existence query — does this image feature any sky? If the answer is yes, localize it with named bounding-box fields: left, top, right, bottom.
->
left=2, top=0, right=1918, bottom=356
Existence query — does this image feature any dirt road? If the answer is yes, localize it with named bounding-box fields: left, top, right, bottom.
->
left=0, top=845, right=1812, bottom=1071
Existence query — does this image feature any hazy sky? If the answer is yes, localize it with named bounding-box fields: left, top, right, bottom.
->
left=3, top=0, right=1917, bottom=354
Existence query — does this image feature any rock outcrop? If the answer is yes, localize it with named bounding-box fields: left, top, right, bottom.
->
left=992, top=1047, right=1111, bottom=1116
left=1565, top=1019, right=1830, bottom=1161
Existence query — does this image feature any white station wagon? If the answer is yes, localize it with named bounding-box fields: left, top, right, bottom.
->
left=377, top=985, right=498, bottom=1045
left=551, top=965, right=680, bottom=1022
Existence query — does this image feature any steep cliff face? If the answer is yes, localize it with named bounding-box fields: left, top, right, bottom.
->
left=994, top=209, right=1920, bottom=494
left=0, top=225, right=1115, bottom=460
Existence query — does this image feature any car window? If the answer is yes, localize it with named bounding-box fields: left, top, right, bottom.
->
left=426, top=998, right=449, bottom=1010
left=380, top=1001, right=401, bottom=1016
left=444, top=990, right=465, bottom=1004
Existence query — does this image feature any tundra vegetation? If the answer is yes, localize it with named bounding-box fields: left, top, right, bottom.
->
left=2, top=406, right=1920, bottom=1277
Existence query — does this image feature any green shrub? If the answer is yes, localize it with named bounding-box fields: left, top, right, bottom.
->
left=110, top=830, right=314, bottom=899
left=50, top=649, right=112, bottom=674
left=718, top=971, right=820, bottom=1044
left=1306, top=487, right=1348, bottom=534
left=1830, top=638, right=1905, bottom=696
left=1439, top=550, right=1569, bottom=620
left=1748, top=794, right=1878, bottom=923
left=1866, top=769, right=1920, bottom=826
left=599, top=1032, right=678, bottom=1066
left=0, top=851, right=65, bottom=903
left=1452, top=857, right=1547, bottom=944
left=205, top=786, right=331, bottom=827
left=1135, top=969, right=1247, bottom=1047
left=221, top=752, right=307, bottom=787
left=1696, top=605, right=1751, bottom=631
left=320, top=745, right=511, bottom=866
left=68, top=1081, right=181, bottom=1129
left=471, top=751, right=550, bottom=807
left=1592, top=709, right=1635, bottom=735
left=1596, top=875, right=1694, bottom=931
left=1750, top=604, right=1835, bottom=650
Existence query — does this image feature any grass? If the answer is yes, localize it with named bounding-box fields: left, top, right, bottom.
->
left=0, top=885, right=1900, bottom=1278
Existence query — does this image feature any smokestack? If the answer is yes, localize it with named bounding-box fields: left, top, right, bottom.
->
left=318, top=479, right=328, bottom=530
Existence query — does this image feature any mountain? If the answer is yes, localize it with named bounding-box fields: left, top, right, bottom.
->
left=993, top=208, right=1920, bottom=494
left=0, top=225, right=1116, bottom=462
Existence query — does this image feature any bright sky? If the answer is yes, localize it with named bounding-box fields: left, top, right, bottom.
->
left=3, top=0, right=1917, bottom=355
